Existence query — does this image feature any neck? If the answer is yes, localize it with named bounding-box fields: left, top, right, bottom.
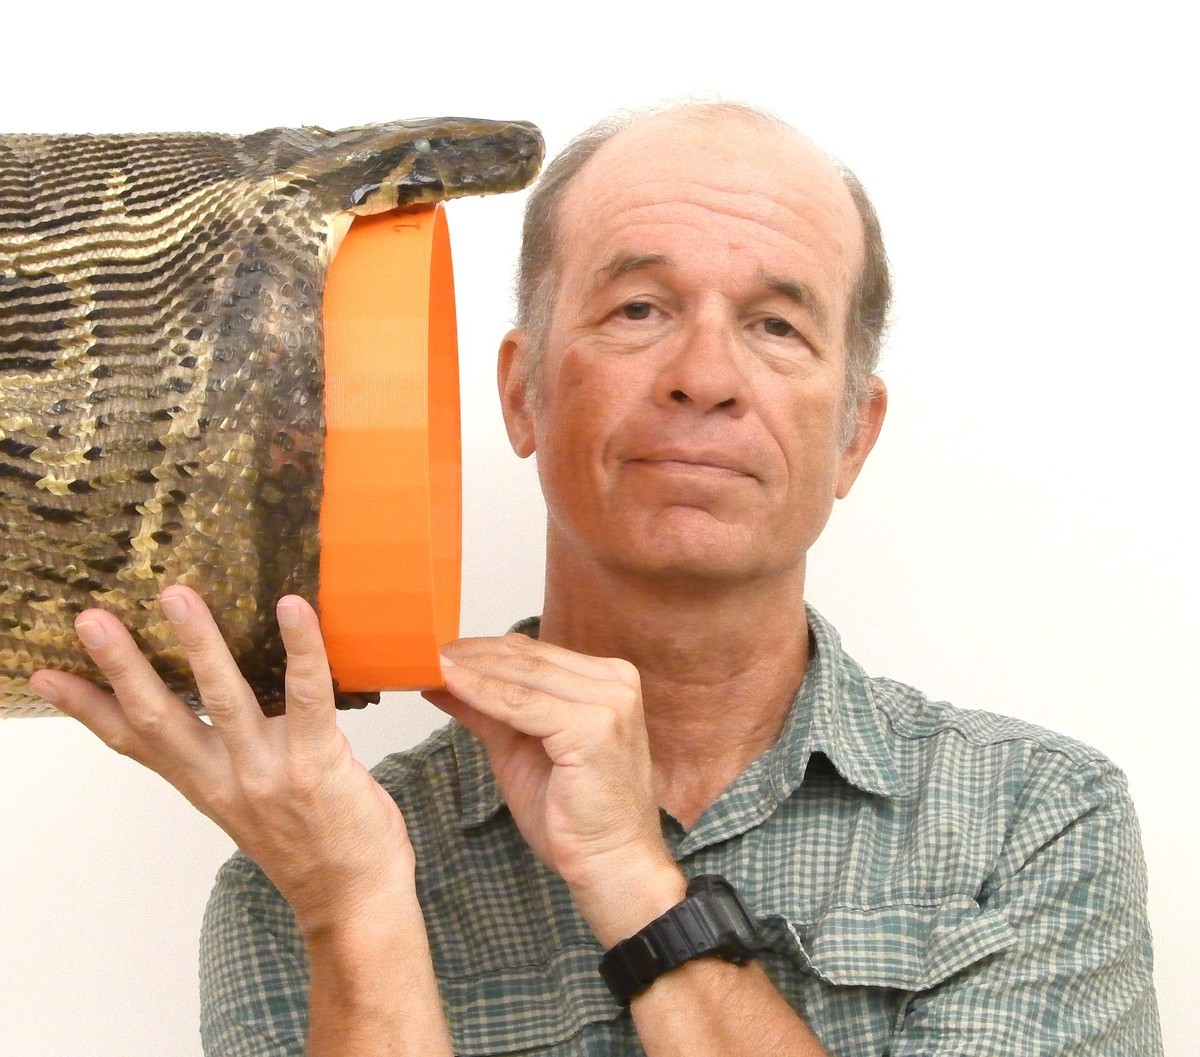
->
left=538, top=543, right=811, bottom=827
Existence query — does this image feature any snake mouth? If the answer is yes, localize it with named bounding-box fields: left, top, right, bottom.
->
left=299, top=117, right=545, bottom=215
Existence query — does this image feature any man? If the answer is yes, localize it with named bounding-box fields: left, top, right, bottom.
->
left=30, top=103, right=1161, bottom=1056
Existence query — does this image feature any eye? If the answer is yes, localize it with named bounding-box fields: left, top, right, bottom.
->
left=761, top=316, right=796, bottom=338
left=621, top=301, right=654, bottom=320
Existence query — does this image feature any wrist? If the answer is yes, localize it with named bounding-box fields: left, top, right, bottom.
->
left=295, top=858, right=424, bottom=946
left=599, top=875, right=765, bottom=1007
left=570, top=855, right=688, bottom=948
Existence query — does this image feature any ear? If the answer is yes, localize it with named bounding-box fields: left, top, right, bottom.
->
left=497, top=327, right=537, bottom=458
left=835, top=376, right=887, bottom=499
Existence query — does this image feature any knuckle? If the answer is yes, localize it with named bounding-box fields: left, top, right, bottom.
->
left=103, top=727, right=143, bottom=760
left=284, top=658, right=333, bottom=701
left=283, top=756, right=325, bottom=796
left=236, top=765, right=279, bottom=807
left=285, top=686, right=331, bottom=714
left=96, top=653, right=141, bottom=689
left=608, top=657, right=642, bottom=687
left=606, top=680, right=642, bottom=717
left=125, top=705, right=168, bottom=742
left=502, top=680, right=543, bottom=710
left=510, top=651, right=547, bottom=679
left=283, top=630, right=325, bottom=665
left=198, top=678, right=254, bottom=721
left=503, top=631, right=538, bottom=651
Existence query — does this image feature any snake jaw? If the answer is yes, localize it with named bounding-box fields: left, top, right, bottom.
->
left=333, top=118, right=549, bottom=215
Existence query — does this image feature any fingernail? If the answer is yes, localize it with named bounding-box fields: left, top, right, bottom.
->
left=28, top=675, right=59, bottom=706
left=76, top=618, right=107, bottom=649
left=160, top=593, right=187, bottom=625
left=277, top=598, right=302, bottom=628
left=439, top=652, right=455, bottom=668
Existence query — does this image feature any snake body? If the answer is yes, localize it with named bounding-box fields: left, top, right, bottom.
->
left=0, top=117, right=542, bottom=715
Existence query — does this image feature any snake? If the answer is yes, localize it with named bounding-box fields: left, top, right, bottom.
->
left=0, top=117, right=543, bottom=716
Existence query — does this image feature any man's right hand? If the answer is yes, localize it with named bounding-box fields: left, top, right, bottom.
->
left=28, top=586, right=416, bottom=940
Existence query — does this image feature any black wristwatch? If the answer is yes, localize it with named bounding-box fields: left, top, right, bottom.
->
left=598, top=874, right=764, bottom=1006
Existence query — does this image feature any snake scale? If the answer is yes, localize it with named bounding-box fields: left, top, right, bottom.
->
left=0, top=117, right=543, bottom=716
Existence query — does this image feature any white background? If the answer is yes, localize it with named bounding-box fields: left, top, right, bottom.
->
left=1, top=2, right=1195, bottom=1054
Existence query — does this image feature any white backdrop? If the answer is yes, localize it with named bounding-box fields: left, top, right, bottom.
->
left=1, top=2, right=1195, bottom=1054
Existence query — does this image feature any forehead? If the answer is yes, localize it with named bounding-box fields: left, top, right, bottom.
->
left=555, top=113, right=864, bottom=317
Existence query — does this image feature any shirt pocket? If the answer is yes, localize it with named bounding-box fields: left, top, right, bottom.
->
left=756, top=897, right=1017, bottom=1052
left=772, top=897, right=1017, bottom=988
left=438, top=940, right=624, bottom=1056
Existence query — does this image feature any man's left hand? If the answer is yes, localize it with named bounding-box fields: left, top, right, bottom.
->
left=427, top=634, right=685, bottom=945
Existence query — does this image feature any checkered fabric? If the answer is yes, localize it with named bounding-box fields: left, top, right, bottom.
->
left=199, top=607, right=1161, bottom=1055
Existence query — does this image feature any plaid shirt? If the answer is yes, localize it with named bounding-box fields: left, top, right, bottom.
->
left=200, top=607, right=1161, bottom=1056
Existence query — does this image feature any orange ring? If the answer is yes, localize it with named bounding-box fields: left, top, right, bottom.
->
left=318, top=205, right=461, bottom=691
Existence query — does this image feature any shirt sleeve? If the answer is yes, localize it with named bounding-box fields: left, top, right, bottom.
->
left=890, top=758, right=1162, bottom=1056
left=199, top=852, right=310, bottom=1057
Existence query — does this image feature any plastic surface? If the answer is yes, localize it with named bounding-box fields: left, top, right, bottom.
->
left=318, top=205, right=461, bottom=691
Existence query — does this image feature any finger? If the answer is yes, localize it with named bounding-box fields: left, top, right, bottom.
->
left=275, top=595, right=337, bottom=744
left=61, top=607, right=211, bottom=752
left=441, top=639, right=640, bottom=706
left=423, top=688, right=520, bottom=751
left=157, top=585, right=264, bottom=752
left=28, top=667, right=210, bottom=774
left=29, top=668, right=147, bottom=757
left=437, top=658, right=642, bottom=747
left=441, top=634, right=637, bottom=684
left=435, top=664, right=560, bottom=740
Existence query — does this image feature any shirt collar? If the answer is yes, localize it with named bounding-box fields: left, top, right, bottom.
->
left=453, top=606, right=908, bottom=832
left=784, top=605, right=908, bottom=799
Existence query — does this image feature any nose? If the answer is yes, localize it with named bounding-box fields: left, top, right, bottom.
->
left=651, top=311, right=748, bottom=414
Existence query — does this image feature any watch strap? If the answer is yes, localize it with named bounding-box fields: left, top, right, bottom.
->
left=598, top=874, right=762, bottom=1006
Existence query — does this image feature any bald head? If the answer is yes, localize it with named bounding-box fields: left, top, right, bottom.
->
left=515, top=103, right=891, bottom=406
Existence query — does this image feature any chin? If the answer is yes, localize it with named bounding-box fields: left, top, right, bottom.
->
left=600, top=533, right=794, bottom=589
left=552, top=507, right=807, bottom=588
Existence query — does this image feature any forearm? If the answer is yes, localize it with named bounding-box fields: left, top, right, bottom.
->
left=632, top=960, right=829, bottom=1057
left=305, top=888, right=454, bottom=1057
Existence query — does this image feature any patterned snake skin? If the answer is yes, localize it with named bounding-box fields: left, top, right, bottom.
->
left=0, top=117, right=543, bottom=715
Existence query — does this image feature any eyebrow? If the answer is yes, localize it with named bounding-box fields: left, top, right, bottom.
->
left=597, top=253, right=672, bottom=282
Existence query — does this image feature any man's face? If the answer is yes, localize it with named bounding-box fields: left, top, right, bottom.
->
left=501, top=113, right=884, bottom=588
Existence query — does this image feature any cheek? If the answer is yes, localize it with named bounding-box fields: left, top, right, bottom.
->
left=537, top=346, right=638, bottom=446
left=772, top=388, right=849, bottom=494
left=533, top=364, right=616, bottom=500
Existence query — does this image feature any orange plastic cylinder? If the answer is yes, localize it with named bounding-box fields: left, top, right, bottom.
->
left=318, top=205, right=461, bottom=691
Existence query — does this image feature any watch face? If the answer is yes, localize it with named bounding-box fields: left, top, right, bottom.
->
left=689, top=876, right=761, bottom=954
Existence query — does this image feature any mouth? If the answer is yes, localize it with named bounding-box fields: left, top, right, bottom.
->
left=626, top=452, right=757, bottom=480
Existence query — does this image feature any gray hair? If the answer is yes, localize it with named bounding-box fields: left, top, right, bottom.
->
left=514, top=103, right=891, bottom=436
